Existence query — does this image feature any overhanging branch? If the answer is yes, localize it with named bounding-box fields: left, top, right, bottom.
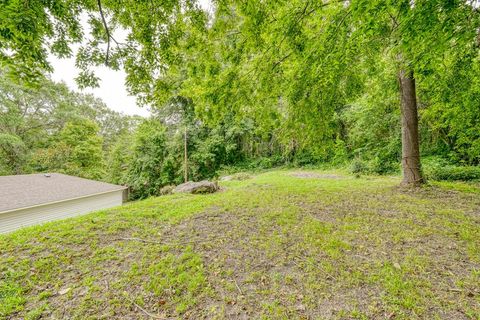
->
left=97, top=0, right=111, bottom=65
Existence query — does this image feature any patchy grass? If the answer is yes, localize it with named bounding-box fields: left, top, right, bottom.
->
left=1, top=170, right=479, bottom=319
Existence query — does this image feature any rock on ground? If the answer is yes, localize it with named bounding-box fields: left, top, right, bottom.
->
left=159, top=185, right=175, bottom=195
left=173, top=180, right=219, bottom=194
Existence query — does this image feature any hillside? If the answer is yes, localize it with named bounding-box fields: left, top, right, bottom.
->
left=1, top=170, right=479, bottom=319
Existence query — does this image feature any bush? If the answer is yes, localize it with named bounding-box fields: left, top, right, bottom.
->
left=292, top=152, right=318, bottom=166
left=423, top=156, right=480, bottom=181
left=349, top=157, right=400, bottom=175
left=424, top=165, right=480, bottom=181
left=332, top=137, right=348, bottom=165
left=350, top=159, right=369, bottom=174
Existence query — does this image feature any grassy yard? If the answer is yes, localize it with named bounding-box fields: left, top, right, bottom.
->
left=1, top=170, right=479, bottom=319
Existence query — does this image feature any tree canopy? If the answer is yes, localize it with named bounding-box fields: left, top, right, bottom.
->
left=1, top=0, right=480, bottom=189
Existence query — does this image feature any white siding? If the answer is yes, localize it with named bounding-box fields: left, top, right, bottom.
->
left=0, top=190, right=124, bottom=234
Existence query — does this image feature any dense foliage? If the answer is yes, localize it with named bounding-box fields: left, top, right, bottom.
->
left=1, top=0, right=480, bottom=195
left=0, top=75, right=139, bottom=178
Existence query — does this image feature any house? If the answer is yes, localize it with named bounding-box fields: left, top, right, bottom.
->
left=0, top=173, right=127, bottom=234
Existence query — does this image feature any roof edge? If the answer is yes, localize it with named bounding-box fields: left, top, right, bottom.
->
left=0, top=187, right=128, bottom=215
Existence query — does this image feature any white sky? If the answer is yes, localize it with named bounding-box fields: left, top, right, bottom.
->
left=49, top=0, right=213, bottom=118
left=50, top=58, right=149, bottom=117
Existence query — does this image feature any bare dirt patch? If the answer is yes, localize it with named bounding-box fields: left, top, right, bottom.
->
left=290, top=172, right=344, bottom=179
left=151, top=206, right=382, bottom=319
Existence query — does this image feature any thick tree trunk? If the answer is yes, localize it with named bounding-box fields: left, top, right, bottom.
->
left=184, top=126, right=188, bottom=183
left=398, top=69, right=423, bottom=186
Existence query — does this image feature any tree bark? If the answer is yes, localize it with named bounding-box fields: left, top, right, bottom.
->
left=184, top=126, right=188, bottom=183
left=398, top=69, right=424, bottom=186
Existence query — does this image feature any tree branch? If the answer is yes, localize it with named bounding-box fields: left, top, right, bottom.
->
left=97, top=0, right=111, bottom=66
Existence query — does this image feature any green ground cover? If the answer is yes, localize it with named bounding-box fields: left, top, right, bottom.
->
left=1, top=170, right=479, bottom=319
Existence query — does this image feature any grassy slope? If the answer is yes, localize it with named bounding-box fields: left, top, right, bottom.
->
left=1, top=170, right=479, bottom=319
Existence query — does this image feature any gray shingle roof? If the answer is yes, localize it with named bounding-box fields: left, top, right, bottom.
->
left=0, top=173, right=127, bottom=213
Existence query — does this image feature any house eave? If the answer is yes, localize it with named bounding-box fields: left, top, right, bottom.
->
left=0, top=187, right=128, bottom=215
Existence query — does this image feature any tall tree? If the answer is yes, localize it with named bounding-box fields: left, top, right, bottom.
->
left=398, top=69, right=422, bottom=184
left=0, top=0, right=206, bottom=87
left=32, top=119, right=105, bottom=179
left=209, top=0, right=480, bottom=185
left=2, top=0, right=480, bottom=185
left=0, top=73, right=136, bottom=175
left=348, top=0, right=480, bottom=184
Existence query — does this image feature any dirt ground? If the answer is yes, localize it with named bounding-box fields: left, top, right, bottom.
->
left=1, top=170, right=479, bottom=319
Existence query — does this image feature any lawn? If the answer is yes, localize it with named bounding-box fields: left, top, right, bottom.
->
left=1, top=170, right=479, bottom=319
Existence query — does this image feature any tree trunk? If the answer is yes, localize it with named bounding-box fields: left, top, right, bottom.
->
left=184, top=126, right=188, bottom=183
left=398, top=69, right=423, bottom=186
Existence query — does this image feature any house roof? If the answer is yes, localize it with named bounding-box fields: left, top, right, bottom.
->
left=0, top=173, right=127, bottom=213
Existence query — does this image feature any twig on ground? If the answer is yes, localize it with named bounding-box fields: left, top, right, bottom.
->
left=104, top=279, right=109, bottom=291
left=114, top=236, right=231, bottom=247
left=117, top=237, right=163, bottom=244
left=353, top=254, right=370, bottom=260
left=124, top=295, right=166, bottom=319
left=293, top=255, right=338, bottom=281
left=234, top=279, right=244, bottom=295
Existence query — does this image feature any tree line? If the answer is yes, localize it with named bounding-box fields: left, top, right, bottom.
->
left=1, top=0, right=480, bottom=190
left=0, top=75, right=138, bottom=178
left=0, top=75, right=273, bottom=198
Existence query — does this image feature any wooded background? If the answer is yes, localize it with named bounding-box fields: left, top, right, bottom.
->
left=1, top=0, right=480, bottom=196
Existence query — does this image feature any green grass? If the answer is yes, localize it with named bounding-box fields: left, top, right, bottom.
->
left=1, top=169, right=479, bottom=319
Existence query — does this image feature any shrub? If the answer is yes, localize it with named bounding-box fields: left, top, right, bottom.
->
left=332, top=137, right=348, bottom=165
left=424, top=165, right=480, bottom=181
left=423, top=156, right=480, bottom=181
left=350, top=159, right=369, bottom=174
left=368, top=156, right=400, bottom=175
left=350, top=157, right=400, bottom=175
